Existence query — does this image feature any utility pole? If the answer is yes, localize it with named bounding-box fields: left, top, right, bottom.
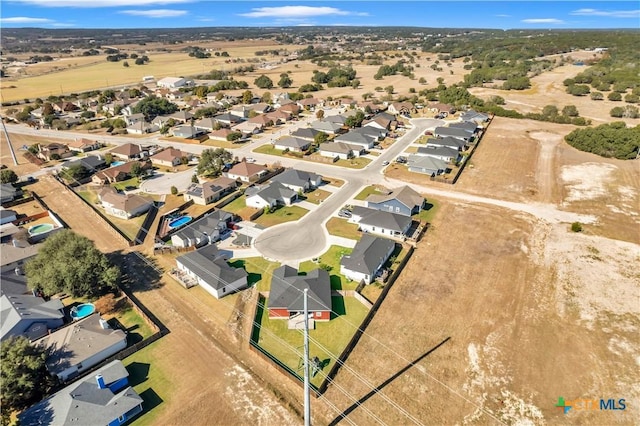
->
left=303, top=288, right=311, bottom=426
left=0, top=116, right=19, bottom=166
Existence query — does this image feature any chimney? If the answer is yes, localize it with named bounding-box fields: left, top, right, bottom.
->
left=96, top=374, right=106, bottom=389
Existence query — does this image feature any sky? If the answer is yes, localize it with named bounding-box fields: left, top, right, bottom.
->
left=0, top=1, right=639, bottom=30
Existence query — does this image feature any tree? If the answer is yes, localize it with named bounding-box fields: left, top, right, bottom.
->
left=261, top=91, right=272, bottom=104
left=191, top=174, right=199, bottom=184
left=226, top=131, right=243, bottom=142
left=608, top=92, right=622, bottom=101
left=197, top=148, right=232, bottom=176
left=122, top=61, right=129, bottom=68
left=278, top=73, right=293, bottom=88
left=254, top=74, right=274, bottom=89
left=562, top=105, right=579, bottom=117
left=132, top=97, right=178, bottom=120
left=590, top=91, right=604, bottom=101
left=25, top=230, right=120, bottom=298
left=316, top=109, right=325, bottom=119
left=104, top=153, right=113, bottom=166
left=314, top=132, right=328, bottom=145
left=130, top=162, right=144, bottom=179
left=170, top=186, right=178, bottom=195
left=419, top=77, right=427, bottom=84
left=0, top=169, right=18, bottom=184
left=59, top=164, right=89, bottom=182
left=385, top=85, right=394, bottom=95
left=1, top=336, right=51, bottom=412
left=571, top=222, right=583, bottom=232
left=242, top=90, right=253, bottom=105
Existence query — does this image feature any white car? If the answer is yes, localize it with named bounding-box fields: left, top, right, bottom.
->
left=382, top=161, right=390, bottom=166
left=245, top=157, right=256, bottom=163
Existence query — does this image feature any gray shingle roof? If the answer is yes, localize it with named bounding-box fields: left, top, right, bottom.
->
left=1, top=294, right=64, bottom=341
left=269, top=266, right=332, bottom=312
left=335, top=131, right=375, bottom=145
left=425, top=136, right=467, bottom=150
left=246, top=181, right=297, bottom=204
left=365, top=186, right=423, bottom=211
left=353, top=207, right=412, bottom=232
left=290, top=128, right=321, bottom=140
left=271, top=169, right=321, bottom=189
left=274, top=136, right=310, bottom=149
left=173, top=212, right=232, bottom=242
left=417, top=145, right=460, bottom=159
left=449, top=121, right=478, bottom=132
left=407, top=155, right=448, bottom=173
left=340, top=234, right=395, bottom=276
left=61, top=155, right=106, bottom=172
left=434, top=126, right=473, bottom=140
left=18, top=360, right=142, bottom=426
left=176, top=245, right=247, bottom=290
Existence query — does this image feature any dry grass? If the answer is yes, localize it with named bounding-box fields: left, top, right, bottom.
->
left=326, top=217, right=361, bottom=240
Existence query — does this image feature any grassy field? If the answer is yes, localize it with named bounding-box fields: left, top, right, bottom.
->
left=229, top=257, right=281, bottom=292
left=254, top=205, right=308, bottom=227
left=354, top=185, right=384, bottom=201
left=219, top=194, right=258, bottom=220
left=325, top=217, right=361, bottom=240
left=254, top=295, right=370, bottom=388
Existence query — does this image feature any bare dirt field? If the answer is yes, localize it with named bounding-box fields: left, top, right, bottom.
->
left=0, top=131, right=62, bottom=175
left=318, top=201, right=640, bottom=425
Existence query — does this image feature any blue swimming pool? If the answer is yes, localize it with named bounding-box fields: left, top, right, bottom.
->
left=111, top=161, right=126, bottom=167
left=71, top=303, right=95, bottom=320
left=168, top=216, right=192, bottom=229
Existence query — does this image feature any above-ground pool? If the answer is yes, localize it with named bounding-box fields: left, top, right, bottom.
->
left=168, top=216, right=192, bottom=229
left=111, top=161, right=126, bottom=167
left=71, top=303, right=95, bottom=320
left=28, top=223, right=54, bottom=236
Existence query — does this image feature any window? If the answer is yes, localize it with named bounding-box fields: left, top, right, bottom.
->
left=223, top=287, right=226, bottom=293
left=118, top=415, right=126, bottom=422
left=396, top=207, right=400, bottom=213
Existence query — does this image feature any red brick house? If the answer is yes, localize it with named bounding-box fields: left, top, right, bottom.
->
left=268, top=266, right=332, bottom=322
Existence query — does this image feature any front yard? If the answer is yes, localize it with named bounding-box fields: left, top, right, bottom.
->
left=254, top=205, right=309, bottom=227
left=354, top=185, right=385, bottom=201
left=325, top=217, right=361, bottom=241
left=302, top=188, right=331, bottom=205
left=253, top=295, right=370, bottom=388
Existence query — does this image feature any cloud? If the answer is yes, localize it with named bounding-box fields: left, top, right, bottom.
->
left=10, top=0, right=191, bottom=7
left=522, top=18, right=565, bottom=24
left=51, top=22, right=76, bottom=27
left=0, top=16, right=53, bottom=24
left=119, top=9, right=187, bottom=18
left=570, top=8, right=640, bottom=18
left=496, top=14, right=511, bottom=18
left=240, top=6, right=367, bottom=19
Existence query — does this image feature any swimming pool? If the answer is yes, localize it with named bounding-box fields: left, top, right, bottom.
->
left=71, top=303, right=95, bottom=320
left=111, top=161, right=126, bottom=167
left=168, top=216, right=192, bottom=229
left=28, top=223, right=54, bottom=236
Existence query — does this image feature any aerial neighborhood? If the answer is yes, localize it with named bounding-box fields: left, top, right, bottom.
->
left=1, top=13, right=638, bottom=426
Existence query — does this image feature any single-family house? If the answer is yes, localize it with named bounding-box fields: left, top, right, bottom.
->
left=460, top=110, right=490, bottom=123
left=92, top=160, right=150, bottom=185
left=273, top=136, right=311, bottom=152
left=334, top=131, right=376, bottom=150
left=126, top=121, right=159, bottom=135
left=176, top=244, right=248, bottom=299
left=67, top=138, right=101, bottom=153
left=266, top=109, right=291, bottom=123
left=318, top=142, right=363, bottom=160
left=172, top=125, right=206, bottom=139
left=406, top=155, right=448, bottom=176
left=387, top=101, right=413, bottom=115
left=449, top=121, right=478, bottom=134
left=271, top=169, right=322, bottom=193
left=18, top=360, right=143, bottom=426
left=213, top=113, right=243, bottom=127
left=416, top=145, right=461, bottom=163
left=350, top=207, right=412, bottom=238
left=61, top=155, right=107, bottom=173
left=248, top=114, right=275, bottom=129
left=268, top=266, right=332, bottom=321
left=0, top=294, right=65, bottom=341
left=426, top=136, right=467, bottom=151
left=311, top=120, right=343, bottom=135
left=340, top=235, right=395, bottom=285
left=38, top=143, right=72, bottom=161
left=110, top=143, right=142, bottom=160
left=35, top=313, right=127, bottom=382
left=183, top=177, right=237, bottom=205
left=363, top=115, right=393, bottom=131
left=151, top=148, right=188, bottom=167
left=224, top=161, right=268, bottom=183
left=193, top=117, right=219, bottom=132
left=152, top=115, right=173, bottom=128
left=279, top=103, right=301, bottom=116
left=428, top=103, right=456, bottom=115
left=232, top=121, right=262, bottom=136
left=245, top=182, right=297, bottom=209
left=352, top=126, right=386, bottom=141
left=169, top=110, right=194, bottom=123
left=209, top=128, right=234, bottom=141
left=53, top=101, right=79, bottom=113
left=157, top=76, right=189, bottom=88
left=171, top=211, right=234, bottom=248
left=324, top=114, right=348, bottom=125
left=124, top=113, right=145, bottom=127
left=297, top=98, right=321, bottom=110
left=365, top=185, right=424, bottom=217
left=290, top=127, right=321, bottom=141
left=0, top=184, right=21, bottom=205
left=99, top=188, right=154, bottom=219
left=434, top=126, right=474, bottom=143
left=0, top=208, right=17, bottom=225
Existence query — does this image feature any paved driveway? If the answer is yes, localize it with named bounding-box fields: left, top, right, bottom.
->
left=140, top=167, right=196, bottom=194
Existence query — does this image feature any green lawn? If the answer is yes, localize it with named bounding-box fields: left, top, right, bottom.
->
left=253, top=144, right=285, bottom=156
left=111, top=177, right=140, bottom=191
left=76, top=188, right=147, bottom=240
left=229, top=257, right=281, bottom=292
left=254, top=205, right=308, bottom=227
left=255, top=296, right=370, bottom=387
left=334, top=157, right=371, bottom=169
left=299, top=245, right=355, bottom=290
left=220, top=194, right=258, bottom=220
left=77, top=189, right=99, bottom=205
left=414, top=198, right=440, bottom=223
left=125, top=342, right=172, bottom=426
left=325, top=217, right=361, bottom=241
left=117, top=307, right=156, bottom=344
left=354, top=185, right=383, bottom=201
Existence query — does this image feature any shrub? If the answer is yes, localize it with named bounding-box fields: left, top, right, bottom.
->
left=170, top=186, right=178, bottom=195
left=571, top=222, right=583, bottom=232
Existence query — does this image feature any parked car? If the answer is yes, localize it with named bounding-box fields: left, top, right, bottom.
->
left=338, top=209, right=352, bottom=218
left=382, top=161, right=390, bottom=166
left=424, top=130, right=433, bottom=136
left=245, top=157, right=256, bottom=163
